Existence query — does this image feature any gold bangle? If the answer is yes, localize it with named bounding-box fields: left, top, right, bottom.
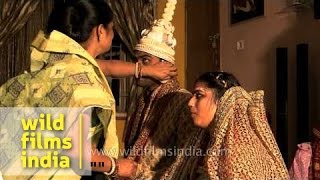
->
left=135, top=62, right=139, bottom=79
left=138, top=63, right=142, bottom=79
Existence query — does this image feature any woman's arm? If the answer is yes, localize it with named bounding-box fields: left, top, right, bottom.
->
left=90, top=149, right=137, bottom=178
left=66, top=112, right=137, bottom=179
left=96, top=59, right=177, bottom=80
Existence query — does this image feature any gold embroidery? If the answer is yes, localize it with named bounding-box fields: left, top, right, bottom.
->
left=206, top=87, right=289, bottom=179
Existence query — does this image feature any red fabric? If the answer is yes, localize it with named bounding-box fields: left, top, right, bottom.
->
left=312, top=128, right=320, bottom=180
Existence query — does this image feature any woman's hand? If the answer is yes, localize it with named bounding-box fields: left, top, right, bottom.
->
left=142, top=62, right=177, bottom=81
left=116, top=158, right=138, bottom=179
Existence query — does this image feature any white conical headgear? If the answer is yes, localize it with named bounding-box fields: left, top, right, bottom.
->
left=135, top=0, right=177, bottom=64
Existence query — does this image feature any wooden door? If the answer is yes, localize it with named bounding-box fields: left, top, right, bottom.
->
left=186, top=0, right=220, bottom=90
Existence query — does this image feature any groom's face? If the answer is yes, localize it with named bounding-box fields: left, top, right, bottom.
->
left=135, top=51, right=164, bottom=88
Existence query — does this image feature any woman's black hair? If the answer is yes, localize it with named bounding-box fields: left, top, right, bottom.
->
left=195, top=71, right=240, bottom=99
left=47, top=0, right=113, bottom=43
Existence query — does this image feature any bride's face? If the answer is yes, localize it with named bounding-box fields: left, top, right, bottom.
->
left=188, top=82, right=218, bottom=128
